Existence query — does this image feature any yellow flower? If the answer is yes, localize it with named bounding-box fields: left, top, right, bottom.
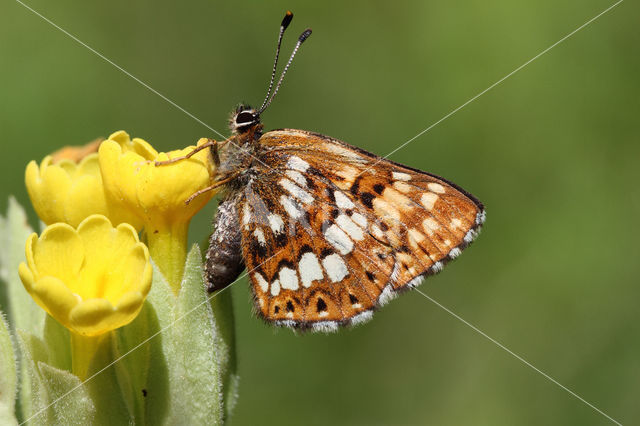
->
left=99, top=131, right=216, bottom=291
left=18, top=215, right=152, bottom=337
left=25, top=152, right=143, bottom=230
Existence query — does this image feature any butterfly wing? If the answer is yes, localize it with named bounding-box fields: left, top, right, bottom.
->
left=239, top=129, right=485, bottom=331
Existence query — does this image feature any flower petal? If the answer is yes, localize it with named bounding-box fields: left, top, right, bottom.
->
left=25, top=157, right=71, bottom=225
left=114, top=291, right=145, bottom=317
left=74, top=153, right=101, bottom=177
left=32, top=223, right=84, bottom=281
left=27, top=275, right=80, bottom=330
left=64, top=174, right=110, bottom=227
left=106, top=243, right=151, bottom=303
left=69, top=298, right=116, bottom=336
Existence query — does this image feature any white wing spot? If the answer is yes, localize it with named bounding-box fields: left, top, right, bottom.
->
left=334, top=191, right=355, bottom=209
left=323, top=143, right=368, bottom=163
left=287, top=156, right=310, bottom=172
left=371, top=224, right=385, bottom=240
left=280, top=195, right=304, bottom=219
left=254, top=273, right=269, bottom=292
left=393, top=181, right=412, bottom=193
left=382, top=187, right=414, bottom=210
left=268, top=213, right=284, bottom=233
left=451, top=218, right=462, bottom=229
left=336, top=214, right=364, bottom=241
left=408, top=228, right=425, bottom=249
left=279, top=267, right=299, bottom=291
left=373, top=198, right=401, bottom=221
left=422, top=218, right=439, bottom=235
left=253, top=228, right=266, bottom=246
left=431, top=261, right=444, bottom=273
left=322, top=253, right=349, bottom=282
left=324, top=224, right=354, bottom=255
left=242, top=203, right=252, bottom=227
left=299, top=253, right=323, bottom=287
left=351, top=212, right=367, bottom=228
left=420, top=192, right=438, bottom=210
left=279, top=178, right=313, bottom=204
left=336, top=166, right=359, bottom=182
left=427, top=182, right=445, bottom=194
left=392, top=172, right=412, bottom=181
left=285, top=170, right=307, bottom=187
left=270, top=279, right=281, bottom=296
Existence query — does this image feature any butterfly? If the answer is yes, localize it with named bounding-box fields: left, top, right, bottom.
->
left=166, top=11, right=485, bottom=332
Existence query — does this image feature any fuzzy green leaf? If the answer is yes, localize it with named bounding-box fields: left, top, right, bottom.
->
left=145, top=245, right=227, bottom=425
left=0, top=311, right=18, bottom=426
left=36, top=363, right=94, bottom=426
left=0, top=197, right=45, bottom=337
left=17, top=330, right=57, bottom=426
left=0, top=198, right=45, bottom=422
left=200, top=233, right=239, bottom=421
left=209, top=280, right=239, bottom=420
left=143, top=258, right=173, bottom=424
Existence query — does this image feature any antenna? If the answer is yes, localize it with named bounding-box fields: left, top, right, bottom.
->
left=258, top=28, right=312, bottom=115
left=258, top=11, right=294, bottom=112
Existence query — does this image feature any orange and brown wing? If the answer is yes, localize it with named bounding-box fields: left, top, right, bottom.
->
left=240, top=129, right=484, bottom=331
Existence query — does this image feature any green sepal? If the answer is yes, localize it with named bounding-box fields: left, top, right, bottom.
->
left=42, top=315, right=71, bottom=372
left=0, top=311, right=18, bottom=426
left=81, top=333, right=131, bottom=425
left=112, top=302, right=152, bottom=424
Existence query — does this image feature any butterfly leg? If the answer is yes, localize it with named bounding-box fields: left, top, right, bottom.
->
left=154, top=137, right=232, bottom=167
left=185, top=173, right=240, bottom=204
left=205, top=195, right=245, bottom=293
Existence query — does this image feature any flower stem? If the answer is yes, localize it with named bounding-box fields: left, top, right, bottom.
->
left=146, top=220, right=189, bottom=294
left=70, top=332, right=107, bottom=380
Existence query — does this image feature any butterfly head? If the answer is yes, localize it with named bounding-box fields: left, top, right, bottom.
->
left=230, top=104, right=261, bottom=134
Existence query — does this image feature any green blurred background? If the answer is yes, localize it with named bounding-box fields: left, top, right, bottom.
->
left=1, top=0, right=638, bottom=424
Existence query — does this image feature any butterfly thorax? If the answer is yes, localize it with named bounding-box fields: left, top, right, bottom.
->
left=215, top=109, right=265, bottom=194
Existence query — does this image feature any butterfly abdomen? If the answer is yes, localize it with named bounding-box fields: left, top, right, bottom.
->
left=205, top=196, right=245, bottom=292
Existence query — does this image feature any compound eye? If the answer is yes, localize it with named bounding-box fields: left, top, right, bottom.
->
left=236, top=111, right=255, bottom=126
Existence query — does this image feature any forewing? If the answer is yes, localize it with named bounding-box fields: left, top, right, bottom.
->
left=241, top=129, right=485, bottom=331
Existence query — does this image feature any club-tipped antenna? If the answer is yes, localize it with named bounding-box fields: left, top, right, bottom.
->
left=258, top=11, right=294, bottom=113
left=258, top=28, right=312, bottom=115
